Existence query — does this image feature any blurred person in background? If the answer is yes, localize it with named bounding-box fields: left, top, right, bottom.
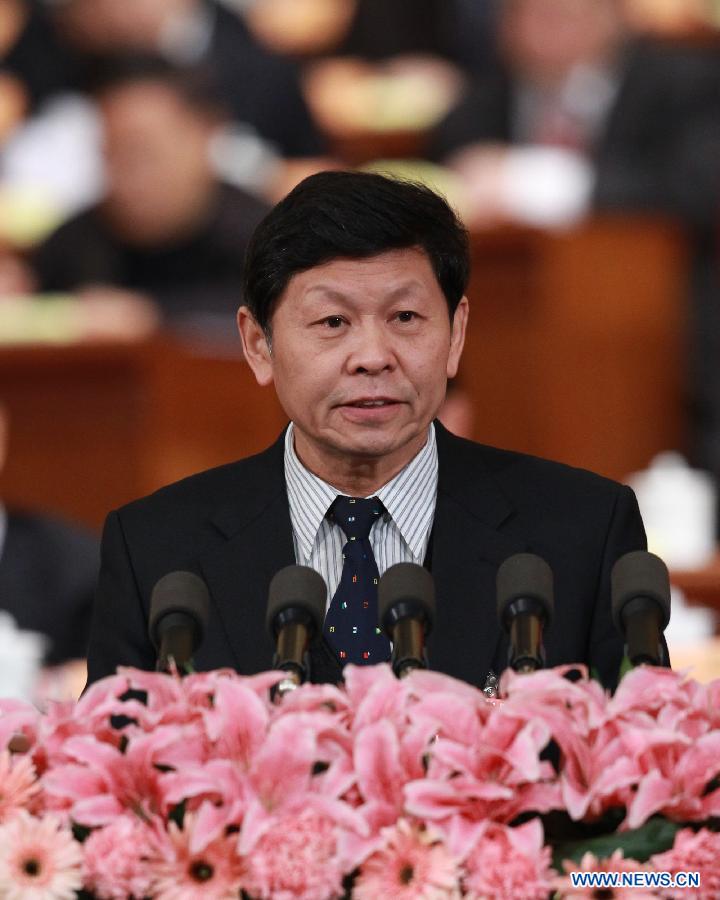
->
left=430, top=0, right=720, bottom=230
left=25, top=57, right=270, bottom=325
left=0, top=402, right=98, bottom=667
left=430, top=0, right=720, bottom=524
left=51, top=0, right=325, bottom=163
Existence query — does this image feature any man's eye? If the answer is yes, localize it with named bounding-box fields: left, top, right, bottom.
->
left=396, top=311, right=416, bottom=322
left=323, top=315, right=345, bottom=328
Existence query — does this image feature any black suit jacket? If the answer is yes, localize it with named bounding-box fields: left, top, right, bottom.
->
left=87, top=424, right=646, bottom=690
left=0, top=511, right=99, bottom=665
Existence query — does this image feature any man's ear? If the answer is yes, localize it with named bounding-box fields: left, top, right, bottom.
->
left=237, top=306, right=273, bottom=386
left=446, top=295, right=468, bottom=380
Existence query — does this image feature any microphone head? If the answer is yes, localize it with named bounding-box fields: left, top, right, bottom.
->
left=148, top=571, right=210, bottom=651
left=266, top=565, right=327, bottom=638
left=496, top=553, right=554, bottom=629
left=611, top=550, right=671, bottom=634
left=378, top=563, right=435, bottom=636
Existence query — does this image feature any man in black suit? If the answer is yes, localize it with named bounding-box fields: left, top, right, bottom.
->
left=87, top=170, right=646, bottom=690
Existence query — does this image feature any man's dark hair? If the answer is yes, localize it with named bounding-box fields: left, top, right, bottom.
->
left=242, top=170, right=470, bottom=332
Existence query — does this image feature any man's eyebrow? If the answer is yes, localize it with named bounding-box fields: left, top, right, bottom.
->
left=302, top=280, right=428, bottom=304
left=302, top=286, right=353, bottom=304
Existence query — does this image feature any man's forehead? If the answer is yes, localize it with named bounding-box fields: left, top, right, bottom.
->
left=283, top=248, right=438, bottom=298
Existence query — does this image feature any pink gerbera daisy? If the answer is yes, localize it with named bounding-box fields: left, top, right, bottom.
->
left=0, top=750, right=41, bottom=821
left=0, top=809, right=83, bottom=900
left=149, top=815, right=246, bottom=900
left=553, top=849, right=656, bottom=900
left=353, top=819, right=461, bottom=900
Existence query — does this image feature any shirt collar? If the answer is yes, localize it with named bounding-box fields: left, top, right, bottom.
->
left=284, top=423, right=438, bottom=563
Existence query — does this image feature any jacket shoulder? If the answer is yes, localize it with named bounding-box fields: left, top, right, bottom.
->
left=113, top=437, right=285, bottom=533
left=437, top=426, right=632, bottom=513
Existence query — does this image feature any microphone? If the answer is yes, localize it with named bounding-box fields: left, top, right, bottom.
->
left=378, top=563, right=435, bottom=678
left=611, top=550, right=671, bottom=667
left=148, top=571, right=210, bottom=673
left=266, top=565, right=327, bottom=696
left=497, top=553, right=554, bottom=673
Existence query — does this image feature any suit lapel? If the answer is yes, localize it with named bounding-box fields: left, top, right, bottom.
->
left=427, top=424, right=529, bottom=686
left=198, top=491, right=294, bottom=674
left=192, top=434, right=292, bottom=673
left=195, top=430, right=343, bottom=682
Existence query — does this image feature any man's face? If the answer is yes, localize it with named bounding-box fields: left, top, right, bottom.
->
left=100, top=81, right=215, bottom=244
left=502, top=0, right=625, bottom=85
left=239, top=248, right=468, bottom=482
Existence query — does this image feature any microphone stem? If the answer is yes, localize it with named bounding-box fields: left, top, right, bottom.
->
left=157, top=623, right=195, bottom=673
left=392, top=618, right=425, bottom=678
left=624, top=609, right=662, bottom=666
left=509, top=612, right=543, bottom=672
left=271, top=623, right=310, bottom=701
left=276, top=624, right=308, bottom=671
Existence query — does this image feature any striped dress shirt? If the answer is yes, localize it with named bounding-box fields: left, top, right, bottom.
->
left=284, top=423, right=438, bottom=610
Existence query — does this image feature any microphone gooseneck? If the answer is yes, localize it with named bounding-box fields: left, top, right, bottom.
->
left=611, top=550, right=671, bottom=667
left=148, top=571, right=210, bottom=674
left=266, top=565, right=327, bottom=696
left=496, top=553, right=554, bottom=674
left=378, top=562, right=435, bottom=678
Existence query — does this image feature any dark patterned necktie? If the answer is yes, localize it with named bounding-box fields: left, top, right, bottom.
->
left=323, top=496, right=392, bottom=666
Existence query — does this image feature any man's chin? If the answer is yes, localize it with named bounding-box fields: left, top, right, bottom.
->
left=326, top=424, right=424, bottom=461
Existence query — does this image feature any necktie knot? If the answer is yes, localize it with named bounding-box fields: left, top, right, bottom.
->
left=331, top=496, right=382, bottom=541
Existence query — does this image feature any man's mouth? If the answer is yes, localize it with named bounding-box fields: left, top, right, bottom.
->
left=344, top=399, right=399, bottom=408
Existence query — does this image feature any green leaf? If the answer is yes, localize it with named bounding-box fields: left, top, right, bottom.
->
left=618, top=655, right=634, bottom=681
left=551, top=816, right=680, bottom=870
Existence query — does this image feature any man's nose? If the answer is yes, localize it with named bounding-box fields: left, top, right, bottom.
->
left=346, top=321, right=396, bottom=375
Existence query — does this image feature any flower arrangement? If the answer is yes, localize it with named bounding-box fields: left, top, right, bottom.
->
left=0, top=663, right=718, bottom=899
